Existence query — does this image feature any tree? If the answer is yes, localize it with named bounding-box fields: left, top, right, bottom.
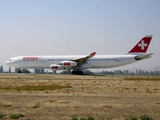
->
left=9, top=66, right=11, bottom=73
left=15, top=68, right=19, bottom=73
left=0, top=65, right=3, bottom=73
left=60, top=70, right=71, bottom=74
left=40, top=68, right=45, bottom=73
left=34, top=69, right=38, bottom=73
left=83, top=70, right=94, bottom=74
left=15, top=68, right=30, bottom=73
left=21, top=69, right=30, bottom=73
left=34, top=68, right=45, bottom=74
left=34, top=69, right=40, bottom=73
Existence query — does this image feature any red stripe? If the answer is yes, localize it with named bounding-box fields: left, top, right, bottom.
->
left=64, top=62, right=70, bottom=66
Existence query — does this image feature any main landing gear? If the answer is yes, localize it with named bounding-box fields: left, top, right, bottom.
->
left=71, top=70, right=83, bottom=75
left=17, top=68, right=22, bottom=73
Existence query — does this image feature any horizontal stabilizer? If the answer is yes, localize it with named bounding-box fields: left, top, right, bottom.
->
left=135, top=53, right=154, bottom=60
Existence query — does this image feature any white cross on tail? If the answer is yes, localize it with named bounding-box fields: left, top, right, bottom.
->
left=138, top=40, right=147, bottom=50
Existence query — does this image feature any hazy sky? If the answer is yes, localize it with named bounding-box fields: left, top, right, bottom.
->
left=1, top=0, right=160, bottom=71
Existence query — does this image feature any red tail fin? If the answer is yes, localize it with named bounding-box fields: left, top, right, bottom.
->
left=128, top=35, right=153, bottom=54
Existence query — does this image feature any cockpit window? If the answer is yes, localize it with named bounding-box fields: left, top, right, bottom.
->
left=9, top=59, right=12, bottom=61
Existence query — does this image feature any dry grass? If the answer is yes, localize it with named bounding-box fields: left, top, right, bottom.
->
left=0, top=74, right=160, bottom=120
left=124, top=76, right=160, bottom=80
left=0, top=85, right=71, bottom=91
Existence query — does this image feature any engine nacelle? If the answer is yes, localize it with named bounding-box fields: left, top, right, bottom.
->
left=50, top=64, right=64, bottom=70
left=61, top=61, right=77, bottom=68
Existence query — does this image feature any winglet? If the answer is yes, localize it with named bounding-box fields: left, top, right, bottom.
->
left=128, top=35, right=153, bottom=55
left=73, top=52, right=96, bottom=63
left=89, top=52, right=96, bottom=57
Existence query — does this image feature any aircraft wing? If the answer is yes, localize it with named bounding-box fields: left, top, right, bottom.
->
left=72, top=52, right=96, bottom=63
left=50, top=52, right=96, bottom=70
left=135, top=53, right=154, bottom=60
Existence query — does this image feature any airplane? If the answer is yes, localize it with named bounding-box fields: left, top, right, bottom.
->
left=5, top=35, right=154, bottom=74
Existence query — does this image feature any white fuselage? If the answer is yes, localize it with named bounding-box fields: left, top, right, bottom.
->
left=5, top=55, right=138, bottom=69
left=5, top=35, right=153, bottom=72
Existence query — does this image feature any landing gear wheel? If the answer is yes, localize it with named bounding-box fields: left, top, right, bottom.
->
left=72, top=71, right=83, bottom=75
left=17, top=68, right=22, bottom=73
left=72, top=71, right=76, bottom=74
left=79, top=71, right=83, bottom=75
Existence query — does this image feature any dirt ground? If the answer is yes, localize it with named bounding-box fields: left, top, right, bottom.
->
left=0, top=74, right=160, bottom=120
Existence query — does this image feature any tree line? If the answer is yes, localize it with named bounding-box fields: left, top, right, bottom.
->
left=0, top=65, right=160, bottom=75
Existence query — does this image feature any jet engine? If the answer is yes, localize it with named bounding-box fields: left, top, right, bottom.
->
left=50, top=64, right=64, bottom=70
left=61, top=61, right=77, bottom=68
